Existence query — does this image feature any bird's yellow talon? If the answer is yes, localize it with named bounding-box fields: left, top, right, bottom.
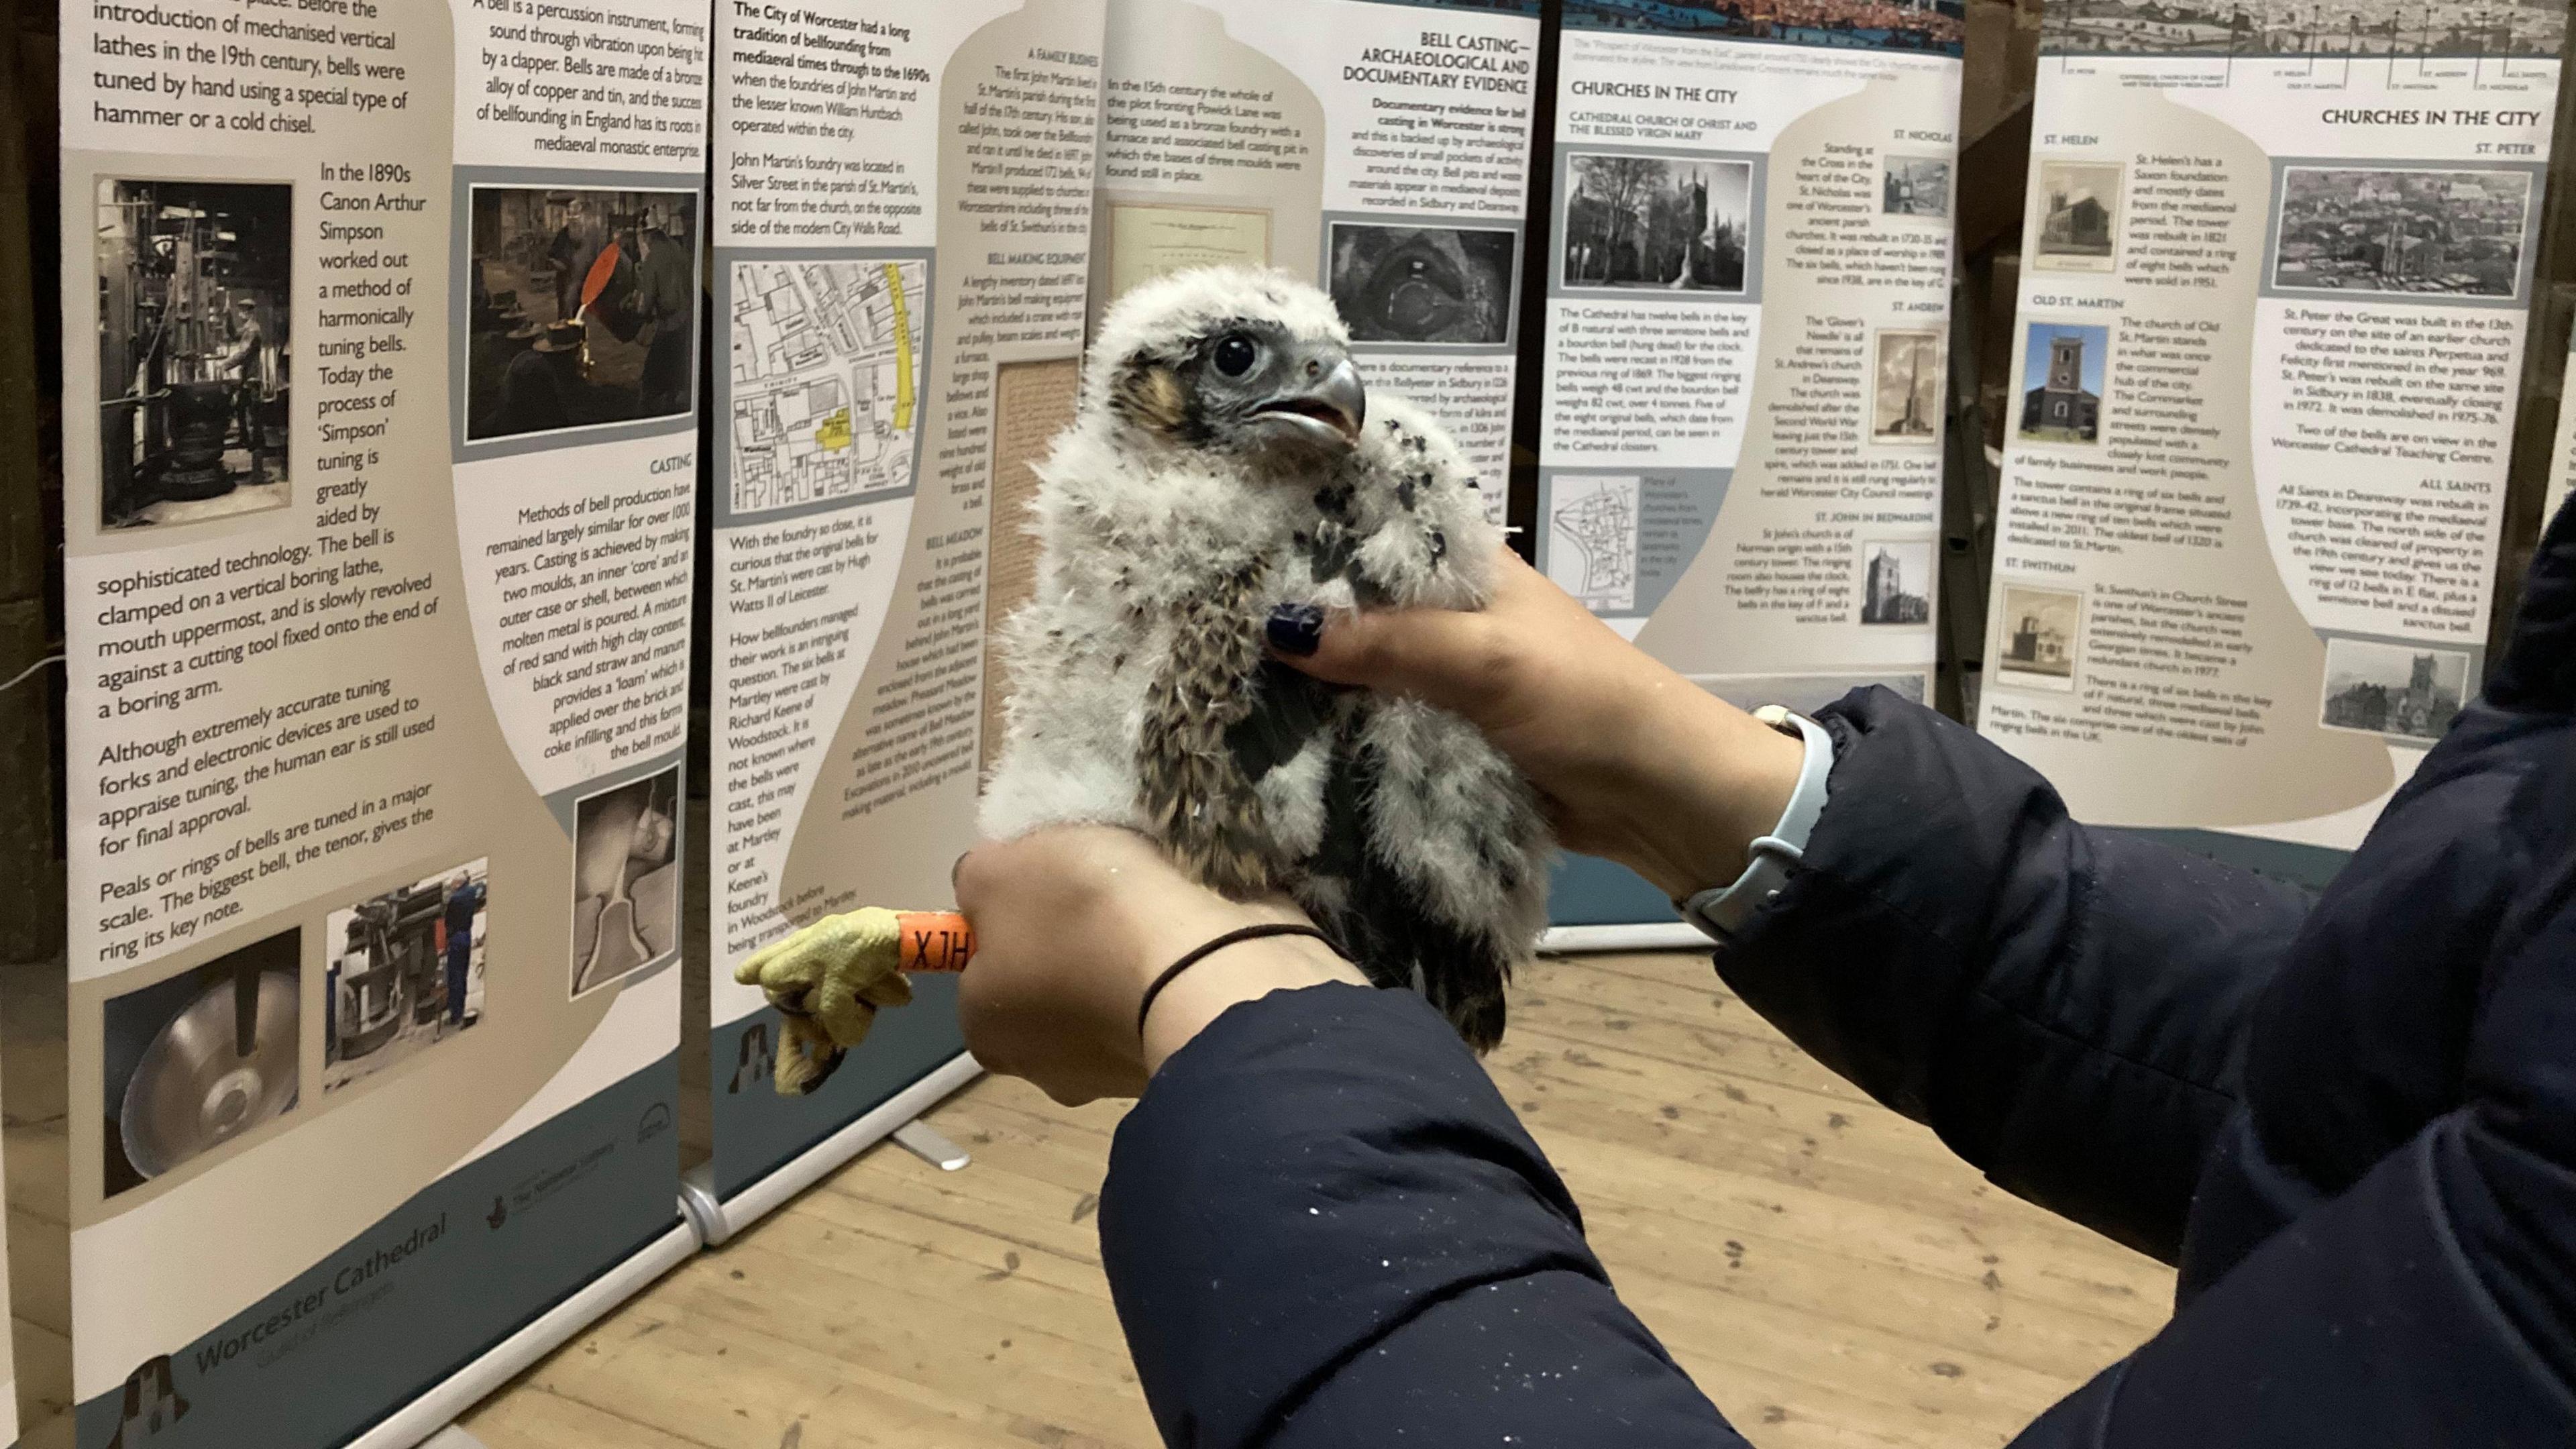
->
left=740, top=908, right=910, bottom=1093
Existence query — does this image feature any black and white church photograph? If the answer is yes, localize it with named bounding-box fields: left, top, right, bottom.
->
left=1857, top=539, right=1934, bottom=625
left=1560, top=153, right=1751, bottom=292
left=1882, top=155, right=1952, bottom=218
left=2319, top=637, right=2469, bottom=742
left=1872, top=328, right=1943, bottom=443
left=2271, top=167, right=2531, bottom=299
left=1997, top=582, right=2083, bottom=687
left=2033, top=160, right=2121, bottom=271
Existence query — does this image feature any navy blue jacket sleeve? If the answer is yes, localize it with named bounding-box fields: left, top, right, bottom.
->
left=1717, top=691, right=2316, bottom=1261
left=1098, top=983, right=1748, bottom=1449
left=2029, top=802, right=2576, bottom=1446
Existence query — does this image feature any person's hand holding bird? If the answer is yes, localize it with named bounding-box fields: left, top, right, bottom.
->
left=737, top=265, right=1555, bottom=1097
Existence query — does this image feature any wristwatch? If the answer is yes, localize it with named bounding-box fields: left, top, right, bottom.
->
left=1676, top=706, right=1834, bottom=947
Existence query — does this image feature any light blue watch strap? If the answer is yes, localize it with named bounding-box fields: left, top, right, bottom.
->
left=1677, top=708, right=1833, bottom=945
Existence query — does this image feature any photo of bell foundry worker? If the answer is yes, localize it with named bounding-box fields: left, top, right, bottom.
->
left=1327, top=224, right=1517, bottom=345
left=572, top=766, right=680, bottom=996
left=102, top=928, right=301, bottom=1198
left=96, top=178, right=292, bottom=531
left=465, top=186, right=699, bottom=441
left=323, top=859, right=490, bottom=1095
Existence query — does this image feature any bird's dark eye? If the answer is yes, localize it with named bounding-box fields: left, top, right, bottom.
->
left=1212, top=333, right=1258, bottom=378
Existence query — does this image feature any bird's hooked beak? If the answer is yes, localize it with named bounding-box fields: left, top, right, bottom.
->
left=1250, top=350, right=1366, bottom=450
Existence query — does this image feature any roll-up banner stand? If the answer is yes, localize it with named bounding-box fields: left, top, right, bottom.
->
left=0, top=1049, right=17, bottom=1448
left=1093, top=0, right=1542, bottom=510
left=1975, top=3, right=2561, bottom=884
left=2549, top=328, right=2576, bottom=525
left=1536, top=1, right=1966, bottom=948
left=54, top=0, right=710, bottom=1436
left=702, top=1, right=1108, bottom=1214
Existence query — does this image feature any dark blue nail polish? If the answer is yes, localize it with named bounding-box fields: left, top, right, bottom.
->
left=1267, top=603, right=1324, bottom=657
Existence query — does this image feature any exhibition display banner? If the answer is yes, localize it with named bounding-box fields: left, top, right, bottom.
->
left=1094, top=0, right=1542, bottom=511
left=2547, top=329, right=2576, bottom=525
left=1979, top=2, right=2561, bottom=861
left=706, top=0, right=1106, bottom=1196
left=1536, top=0, right=1964, bottom=924
left=58, top=0, right=708, bottom=1437
left=0, top=1051, right=17, bottom=1449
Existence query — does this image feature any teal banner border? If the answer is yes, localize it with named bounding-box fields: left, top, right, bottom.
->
left=77, top=1055, right=679, bottom=1449
left=708, top=974, right=965, bottom=1201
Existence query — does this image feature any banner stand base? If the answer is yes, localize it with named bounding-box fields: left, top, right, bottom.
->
left=678, top=1166, right=729, bottom=1247
left=345, top=1222, right=700, bottom=1449
left=705, top=1051, right=983, bottom=1242
left=352, top=1051, right=981, bottom=1447
left=893, top=1120, right=973, bottom=1172
left=1540, top=923, right=1711, bottom=954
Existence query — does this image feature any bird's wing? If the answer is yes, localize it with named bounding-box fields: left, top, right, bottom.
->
left=1296, top=701, right=1529, bottom=1053
left=1224, top=658, right=1338, bottom=785
left=976, top=494, right=1161, bottom=841
left=1272, top=397, right=1550, bottom=1050
left=1332, top=394, right=1506, bottom=610
left=1138, top=559, right=1282, bottom=896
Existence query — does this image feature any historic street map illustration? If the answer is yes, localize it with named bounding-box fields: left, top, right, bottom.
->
left=1547, top=474, right=1641, bottom=612
left=728, top=258, right=926, bottom=515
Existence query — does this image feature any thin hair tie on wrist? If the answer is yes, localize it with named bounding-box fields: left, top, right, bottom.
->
left=1136, top=923, right=1338, bottom=1039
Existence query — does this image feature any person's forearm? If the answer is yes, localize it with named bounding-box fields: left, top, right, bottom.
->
left=1587, top=667, right=1805, bottom=901
left=2017, top=1112, right=2576, bottom=1447
left=1102, top=984, right=1750, bottom=1449
left=1716, top=688, right=2314, bottom=1261
left=1263, top=552, right=1806, bottom=903
left=1138, top=930, right=1361, bottom=1071
left=953, top=826, right=1371, bottom=1104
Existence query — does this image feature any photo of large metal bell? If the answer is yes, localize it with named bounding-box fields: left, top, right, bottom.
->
left=155, top=379, right=241, bottom=501
left=117, top=968, right=299, bottom=1179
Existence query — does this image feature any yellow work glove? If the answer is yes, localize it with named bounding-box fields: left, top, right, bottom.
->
left=735, top=908, right=917, bottom=1095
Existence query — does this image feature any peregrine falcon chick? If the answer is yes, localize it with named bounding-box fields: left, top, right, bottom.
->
left=979, top=266, right=1553, bottom=1050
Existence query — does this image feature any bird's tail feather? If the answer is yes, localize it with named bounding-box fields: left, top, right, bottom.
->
left=1300, top=731, right=1515, bottom=1053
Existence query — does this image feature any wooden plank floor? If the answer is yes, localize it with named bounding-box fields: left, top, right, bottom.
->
left=461, top=953, right=2175, bottom=1449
